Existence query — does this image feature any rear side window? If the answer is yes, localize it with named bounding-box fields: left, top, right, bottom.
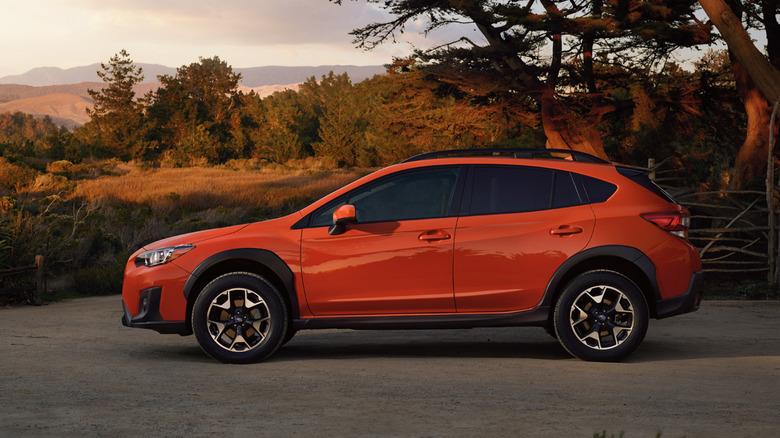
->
left=553, top=172, right=582, bottom=209
left=469, top=166, right=554, bottom=215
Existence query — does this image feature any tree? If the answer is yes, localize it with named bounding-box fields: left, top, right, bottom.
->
left=298, top=73, right=372, bottom=166
left=363, top=60, right=529, bottom=164
left=699, top=0, right=780, bottom=102
left=252, top=90, right=308, bottom=163
left=333, top=0, right=711, bottom=160
left=81, top=50, right=146, bottom=159
left=697, top=0, right=780, bottom=188
left=146, top=56, right=245, bottom=163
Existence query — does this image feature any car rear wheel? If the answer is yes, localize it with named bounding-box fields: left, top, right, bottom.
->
left=192, top=272, right=288, bottom=364
left=553, top=270, right=648, bottom=362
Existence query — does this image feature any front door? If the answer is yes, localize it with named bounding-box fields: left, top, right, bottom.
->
left=300, top=166, right=462, bottom=316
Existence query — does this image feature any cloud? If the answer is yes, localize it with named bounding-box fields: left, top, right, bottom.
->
left=0, top=0, right=481, bottom=77
left=65, top=0, right=390, bottom=46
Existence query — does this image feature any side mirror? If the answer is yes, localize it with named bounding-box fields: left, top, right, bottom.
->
left=328, top=204, right=356, bottom=236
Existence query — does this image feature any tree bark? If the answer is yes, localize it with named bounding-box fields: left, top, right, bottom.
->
left=729, top=53, right=771, bottom=188
left=539, top=87, right=609, bottom=160
left=699, top=0, right=780, bottom=102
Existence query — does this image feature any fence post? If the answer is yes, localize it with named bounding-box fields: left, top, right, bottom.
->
left=769, top=99, right=779, bottom=283
left=34, top=255, right=44, bottom=306
left=648, top=158, right=656, bottom=180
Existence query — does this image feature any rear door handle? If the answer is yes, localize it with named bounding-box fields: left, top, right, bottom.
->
left=419, top=230, right=452, bottom=242
left=550, top=225, right=583, bottom=236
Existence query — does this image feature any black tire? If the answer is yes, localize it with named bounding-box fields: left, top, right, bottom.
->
left=192, top=272, right=288, bottom=364
left=281, top=328, right=297, bottom=346
left=553, top=270, right=648, bottom=362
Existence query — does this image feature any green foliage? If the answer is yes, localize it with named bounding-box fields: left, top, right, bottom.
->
left=302, top=73, right=370, bottom=166
left=59, top=48, right=747, bottom=179
left=146, top=56, right=247, bottom=163
left=596, top=52, right=744, bottom=189
left=251, top=90, right=308, bottom=163
left=0, top=112, right=75, bottom=161
left=79, top=49, right=146, bottom=160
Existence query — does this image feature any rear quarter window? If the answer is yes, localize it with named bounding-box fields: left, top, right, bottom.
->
left=616, top=166, right=676, bottom=203
left=580, top=175, right=618, bottom=204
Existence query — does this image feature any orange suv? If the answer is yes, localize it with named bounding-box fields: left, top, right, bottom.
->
left=122, top=149, right=703, bottom=363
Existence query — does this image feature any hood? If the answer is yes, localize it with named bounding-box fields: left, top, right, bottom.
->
left=142, top=223, right=250, bottom=251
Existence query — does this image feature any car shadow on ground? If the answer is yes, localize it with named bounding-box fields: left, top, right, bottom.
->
left=274, top=339, right=570, bottom=362
left=144, top=327, right=777, bottom=364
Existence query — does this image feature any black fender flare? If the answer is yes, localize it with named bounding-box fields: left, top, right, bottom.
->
left=541, top=245, right=660, bottom=308
left=182, top=248, right=299, bottom=319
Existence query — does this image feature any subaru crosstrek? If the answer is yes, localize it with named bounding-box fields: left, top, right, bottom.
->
left=122, top=148, right=703, bottom=363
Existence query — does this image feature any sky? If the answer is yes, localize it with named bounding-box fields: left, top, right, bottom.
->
left=0, top=0, right=464, bottom=78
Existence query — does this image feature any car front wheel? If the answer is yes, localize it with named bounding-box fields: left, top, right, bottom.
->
left=192, top=272, right=288, bottom=364
left=553, top=270, right=648, bottom=362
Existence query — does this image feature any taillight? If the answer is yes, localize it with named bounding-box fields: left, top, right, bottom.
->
left=641, top=211, right=690, bottom=239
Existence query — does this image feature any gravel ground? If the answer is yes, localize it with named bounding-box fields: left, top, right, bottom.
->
left=1, top=296, right=778, bottom=437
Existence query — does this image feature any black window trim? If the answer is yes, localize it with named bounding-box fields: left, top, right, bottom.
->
left=552, top=170, right=584, bottom=209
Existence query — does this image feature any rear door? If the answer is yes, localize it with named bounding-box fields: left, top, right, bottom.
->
left=453, top=165, right=595, bottom=312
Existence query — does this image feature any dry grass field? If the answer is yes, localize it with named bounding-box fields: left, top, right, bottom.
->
left=74, top=165, right=364, bottom=212
left=1, top=159, right=368, bottom=300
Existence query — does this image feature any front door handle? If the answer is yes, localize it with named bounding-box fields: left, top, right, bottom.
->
left=419, top=230, right=452, bottom=242
left=550, top=225, right=583, bottom=236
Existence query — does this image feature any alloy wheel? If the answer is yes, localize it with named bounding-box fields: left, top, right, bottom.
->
left=568, top=285, right=635, bottom=350
left=206, top=288, right=271, bottom=352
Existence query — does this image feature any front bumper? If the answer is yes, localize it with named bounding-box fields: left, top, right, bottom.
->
left=655, top=271, right=704, bottom=319
left=121, top=287, right=189, bottom=335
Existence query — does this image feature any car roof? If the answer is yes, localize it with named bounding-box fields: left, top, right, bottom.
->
left=401, top=148, right=610, bottom=164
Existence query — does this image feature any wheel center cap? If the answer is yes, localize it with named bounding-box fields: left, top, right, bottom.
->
left=234, top=314, right=244, bottom=323
left=597, top=314, right=607, bottom=322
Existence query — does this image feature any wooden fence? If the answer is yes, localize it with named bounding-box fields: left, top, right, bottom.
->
left=649, top=99, right=779, bottom=281
left=0, top=255, right=44, bottom=305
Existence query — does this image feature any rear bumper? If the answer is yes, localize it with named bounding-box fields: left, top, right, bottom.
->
left=121, top=287, right=189, bottom=335
left=655, top=271, right=704, bottom=319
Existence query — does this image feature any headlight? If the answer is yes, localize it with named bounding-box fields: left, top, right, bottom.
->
left=135, top=245, right=195, bottom=267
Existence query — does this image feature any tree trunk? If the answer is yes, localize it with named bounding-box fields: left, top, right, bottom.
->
left=539, top=87, right=609, bottom=160
left=699, top=0, right=780, bottom=102
left=729, top=53, right=771, bottom=188
left=763, top=0, right=779, bottom=69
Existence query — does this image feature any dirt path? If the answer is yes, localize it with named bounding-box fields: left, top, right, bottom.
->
left=1, top=296, right=778, bottom=437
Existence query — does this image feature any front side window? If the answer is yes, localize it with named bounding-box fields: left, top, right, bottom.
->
left=310, top=167, right=460, bottom=226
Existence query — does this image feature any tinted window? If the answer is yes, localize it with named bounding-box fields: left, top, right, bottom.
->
left=470, top=166, right=553, bottom=215
left=310, top=198, right=347, bottom=227
left=581, top=175, right=617, bottom=203
left=553, top=172, right=582, bottom=209
left=310, top=167, right=460, bottom=226
left=616, top=166, right=675, bottom=203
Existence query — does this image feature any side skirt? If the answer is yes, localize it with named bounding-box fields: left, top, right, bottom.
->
left=293, top=306, right=550, bottom=331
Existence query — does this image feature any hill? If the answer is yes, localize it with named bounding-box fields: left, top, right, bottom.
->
left=0, top=64, right=385, bottom=87
left=0, top=82, right=298, bottom=129
left=0, top=82, right=160, bottom=102
left=0, top=93, right=92, bottom=129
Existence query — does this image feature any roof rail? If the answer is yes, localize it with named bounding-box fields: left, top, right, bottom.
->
left=401, top=148, right=609, bottom=164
